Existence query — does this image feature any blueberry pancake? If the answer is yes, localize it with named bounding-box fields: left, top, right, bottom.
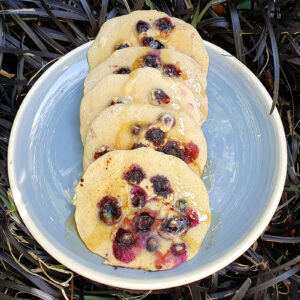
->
left=83, top=104, right=207, bottom=176
left=84, top=48, right=208, bottom=113
left=87, top=10, right=209, bottom=76
left=74, top=148, right=211, bottom=271
left=80, top=68, right=205, bottom=143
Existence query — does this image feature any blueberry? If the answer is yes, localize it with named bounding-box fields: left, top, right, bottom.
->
left=141, top=36, right=154, bottom=46
left=145, top=128, right=165, bottom=146
left=131, top=186, right=147, bottom=207
left=149, top=40, right=165, bottom=49
left=160, top=216, right=190, bottom=234
left=175, top=199, right=188, bottom=212
left=141, top=37, right=165, bottom=49
left=131, top=124, right=141, bottom=135
left=98, top=196, right=122, bottom=225
left=155, top=17, right=175, bottom=33
left=124, top=164, right=145, bottom=185
left=152, top=89, right=170, bottom=104
left=131, top=143, right=147, bottom=149
left=159, top=141, right=185, bottom=160
left=115, top=43, right=130, bottom=50
left=115, top=228, right=135, bottom=246
left=136, top=20, right=150, bottom=33
left=135, top=212, right=154, bottom=232
left=150, top=175, right=172, bottom=198
left=113, top=67, right=131, bottom=74
left=146, top=237, right=159, bottom=252
left=143, top=55, right=161, bottom=69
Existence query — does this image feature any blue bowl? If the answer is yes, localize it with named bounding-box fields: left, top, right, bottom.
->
left=8, top=41, right=287, bottom=290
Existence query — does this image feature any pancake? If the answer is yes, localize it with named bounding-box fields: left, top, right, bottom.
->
left=80, top=68, right=205, bottom=143
left=84, top=48, right=208, bottom=115
left=83, top=104, right=207, bottom=176
left=74, top=148, right=211, bottom=271
left=87, top=10, right=209, bottom=76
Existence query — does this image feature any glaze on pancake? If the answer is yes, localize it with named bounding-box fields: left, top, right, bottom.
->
left=87, top=10, right=209, bottom=75
left=80, top=68, right=205, bottom=143
left=74, top=148, right=211, bottom=270
left=84, top=48, right=208, bottom=116
left=83, top=104, right=207, bottom=176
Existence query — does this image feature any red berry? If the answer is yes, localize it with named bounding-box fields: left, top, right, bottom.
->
left=184, top=142, right=199, bottom=163
left=170, top=243, right=186, bottom=256
left=163, top=64, right=182, bottom=77
left=152, top=89, right=170, bottom=104
left=130, top=186, right=147, bottom=207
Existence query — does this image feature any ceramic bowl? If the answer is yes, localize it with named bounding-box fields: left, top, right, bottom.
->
left=8, top=41, right=287, bottom=290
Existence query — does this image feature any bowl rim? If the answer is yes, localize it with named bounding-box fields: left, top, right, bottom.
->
left=8, top=40, right=287, bottom=290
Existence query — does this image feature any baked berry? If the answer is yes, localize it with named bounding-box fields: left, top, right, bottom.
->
left=152, top=89, right=170, bottom=104
left=149, top=40, right=165, bottom=49
left=160, top=113, right=175, bottom=128
left=131, top=143, right=147, bottom=149
left=115, top=43, right=130, bottom=50
left=184, top=142, right=199, bottom=163
left=109, top=97, right=132, bottom=106
left=141, top=36, right=154, bottom=46
left=94, top=146, right=112, bottom=160
left=163, top=64, right=182, bottom=77
left=136, top=20, right=150, bottom=34
left=141, top=37, right=164, bottom=49
left=98, top=196, right=122, bottom=225
left=113, top=234, right=136, bottom=263
left=110, top=98, right=123, bottom=105
left=159, top=141, right=185, bottom=160
left=131, top=186, right=147, bottom=207
left=145, top=128, right=165, bottom=146
left=170, top=243, right=186, bottom=256
left=113, top=67, right=131, bottom=74
left=175, top=199, right=188, bottom=212
left=131, top=124, right=141, bottom=135
left=135, top=212, right=154, bottom=232
left=146, top=237, right=159, bottom=252
left=186, top=209, right=200, bottom=227
left=155, top=17, right=175, bottom=33
left=115, top=228, right=135, bottom=247
left=143, top=55, right=161, bottom=69
left=124, top=164, right=145, bottom=185
left=160, top=216, right=190, bottom=234
left=150, top=175, right=172, bottom=198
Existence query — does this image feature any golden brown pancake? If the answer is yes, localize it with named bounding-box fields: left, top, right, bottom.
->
left=83, top=104, right=207, bottom=176
left=74, top=148, right=211, bottom=270
left=84, top=47, right=208, bottom=119
left=80, top=68, right=205, bottom=144
left=88, top=10, right=209, bottom=75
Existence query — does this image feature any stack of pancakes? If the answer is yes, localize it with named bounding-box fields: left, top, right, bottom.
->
left=74, top=10, right=211, bottom=271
